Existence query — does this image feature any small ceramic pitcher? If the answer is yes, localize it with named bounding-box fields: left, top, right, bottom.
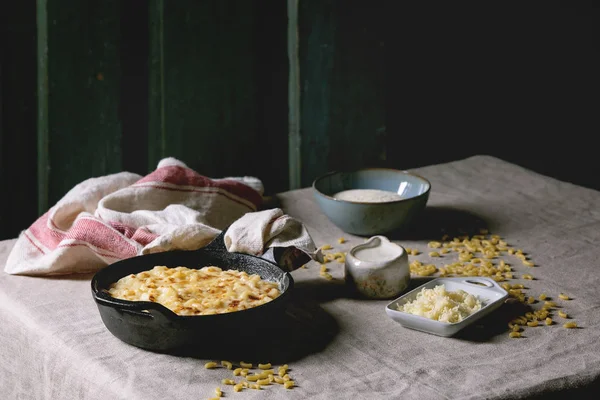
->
left=345, top=236, right=410, bottom=299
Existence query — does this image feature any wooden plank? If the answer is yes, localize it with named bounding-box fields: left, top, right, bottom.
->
left=287, top=0, right=301, bottom=190
left=298, top=0, right=387, bottom=187
left=44, top=0, right=123, bottom=206
left=148, top=0, right=288, bottom=194
left=37, top=0, right=49, bottom=214
left=0, top=55, right=4, bottom=237
left=0, top=0, right=38, bottom=239
left=148, top=0, right=165, bottom=171
left=120, top=0, right=149, bottom=175
left=254, top=0, right=289, bottom=193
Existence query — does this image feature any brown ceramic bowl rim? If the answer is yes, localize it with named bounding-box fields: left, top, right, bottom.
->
left=312, top=167, right=431, bottom=205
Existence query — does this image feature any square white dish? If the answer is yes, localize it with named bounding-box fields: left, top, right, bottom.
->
left=385, top=277, right=509, bottom=337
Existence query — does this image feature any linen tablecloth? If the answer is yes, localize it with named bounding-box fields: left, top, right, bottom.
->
left=1, top=155, right=599, bottom=399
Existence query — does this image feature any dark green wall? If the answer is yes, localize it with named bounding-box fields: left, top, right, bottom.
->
left=1, top=0, right=38, bottom=240
left=1, top=0, right=597, bottom=240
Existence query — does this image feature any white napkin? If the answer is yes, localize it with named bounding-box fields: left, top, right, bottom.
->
left=4, top=158, right=317, bottom=276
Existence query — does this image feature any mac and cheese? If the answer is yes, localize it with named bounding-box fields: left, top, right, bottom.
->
left=108, top=266, right=281, bottom=316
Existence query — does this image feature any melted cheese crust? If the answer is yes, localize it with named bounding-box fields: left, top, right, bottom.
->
left=108, top=266, right=281, bottom=316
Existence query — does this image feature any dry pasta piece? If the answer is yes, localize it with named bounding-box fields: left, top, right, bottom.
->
left=523, top=260, right=535, bottom=267
left=215, top=387, right=222, bottom=397
left=205, top=362, right=218, bottom=369
left=558, top=310, right=568, bottom=319
left=320, top=265, right=328, bottom=273
left=233, top=368, right=242, bottom=376
left=522, top=274, right=533, bottom=280
left=558, top=293, right=570, bottom=300
left=410, top=249, right=419, bottom=256
left=268, top=374, right=275, bottom=383
left=249, top=383, right=261, bottom=390
left=338, top=237, right=346, bottom=244
left=483, top=250, right=496, bottom=259
left=321, top=244, right=333, bottom=250
left=221, top=360, right=233, bottom=370
left=527, top=296, right=535, bottom=304
left=283, top=374, right=292, bottom=382
left=208, top=398, right=220, bottom=400
left=458, top=252, right=473, bottom=262
left=320, top=271, right=333, bottom=280
left=258, top=363, right=272, bottom=370
left=222, top=379, right=235, bottom=385
left=563, top=321, right=577, bottom=329
left=240, top=361, right=253, bottom=369
left=240, top=369, right=250, bottom=377
left=335, top=254, right=346, bottom=263
left=246, top=375, right=260, bottom=382
left=525, top=312, right=534, bottom=320
left=527, top=321, right=539, bottom=327
left=544, top=301, right=557, bottom=308
left=509, top=332, right=521, bottom=338
left=429, top=251, right=440, bottom=257
left=539, top=293, right=547, bottom=301
left=441, top=248, right=450, bottom=254
left=257, top=378, right=271, bottom=386
left=545, top=317, right=553, bottom=326
left=428, top=241, right=442, bottom=248
left=512, top=325, right=521, bottom=332
left=273, top=376, right=285, bottom=384
left=233, top=383, right=244, bottom=392
left=322, top=254, right=334, bottom=263
left=284, top=380, right=295, bottom=389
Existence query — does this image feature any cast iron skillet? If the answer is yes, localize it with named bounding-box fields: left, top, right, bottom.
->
left=91, top=231, right=294, bottom=353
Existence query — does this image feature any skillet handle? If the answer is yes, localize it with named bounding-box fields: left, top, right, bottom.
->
left=94, top=290, right=179, bottom=323
left=203, top=230, right=228, bottom=253
left=204, top=227, right=311, bottom=272
left=260, top=247, right=311, bottom=272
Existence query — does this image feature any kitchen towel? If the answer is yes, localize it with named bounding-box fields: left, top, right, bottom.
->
left=4, top=157, right=317, bottom=276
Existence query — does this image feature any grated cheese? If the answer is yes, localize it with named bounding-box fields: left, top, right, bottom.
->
left=397, top=284, right=482, bottom=323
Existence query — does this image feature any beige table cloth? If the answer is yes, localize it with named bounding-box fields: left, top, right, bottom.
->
left=1, top=155, right=599, bottom=399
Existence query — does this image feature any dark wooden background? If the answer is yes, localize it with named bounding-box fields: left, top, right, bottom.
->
left=1, top=0, right=597, bottom=240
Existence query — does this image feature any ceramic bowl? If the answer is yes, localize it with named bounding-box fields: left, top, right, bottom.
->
left=312, top=168, right=431, bottom=236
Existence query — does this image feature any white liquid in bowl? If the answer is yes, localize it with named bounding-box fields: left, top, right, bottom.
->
left=333, top=189, right=403, bottom=203
left=354, top=244, right=403, bottom=262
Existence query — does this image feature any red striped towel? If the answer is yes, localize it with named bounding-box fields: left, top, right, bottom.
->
left=4, top=158, right=317, bottom=276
